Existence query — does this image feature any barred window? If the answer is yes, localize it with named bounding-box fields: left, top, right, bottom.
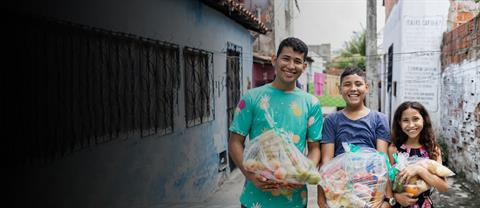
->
left=183, top=47, right=214, bottom=127
left=7, top=13, right=180, bottom=166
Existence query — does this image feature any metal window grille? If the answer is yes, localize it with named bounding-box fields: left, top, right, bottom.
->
left=8, top=13, right=180, bottom=166
left=183, top=47, right=214, bottom=127
left=226, top=42, right=242, bottom=129
left=226, top=42, right=242, bottom=171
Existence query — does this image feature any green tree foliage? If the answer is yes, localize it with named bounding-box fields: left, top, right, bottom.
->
left=328, top=29, right=366, bottom=70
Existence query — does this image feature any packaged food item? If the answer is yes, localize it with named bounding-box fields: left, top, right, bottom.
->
left=243, top=129, right=321, bottom=198
left=392, top=152, right=455, bottom=196
left=319, top=143, right=389, bottom=208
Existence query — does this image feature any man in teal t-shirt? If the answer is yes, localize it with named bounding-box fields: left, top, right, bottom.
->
left=229, top=37, right=323, bottom=208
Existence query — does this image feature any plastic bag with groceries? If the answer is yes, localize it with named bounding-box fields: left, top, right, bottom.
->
left=243, top=129, right=321, bottom=199
left=392, top=152, right=455, bottom=196
left=319, top=143, right=390, bottom=208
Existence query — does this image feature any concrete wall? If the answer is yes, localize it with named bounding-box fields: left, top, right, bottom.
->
left=384, top=0, right=399, bottom=20
left=440, top=14, right=480, bottom=184
left=273, top=0, right=295, bottom=50
left=9, top=0, right=253, bottom=207
left=381, top=0, right=450, bottom=130
left=440, top=59, right=480, bottom=184
left=381, top=0, right=403, bottom=120
left=243, top=0, right=276, bottom=57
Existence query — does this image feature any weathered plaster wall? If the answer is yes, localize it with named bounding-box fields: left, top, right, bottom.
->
left=441, top=14, right=480, bottom=184
left=440, top=60, right=480, bottom=184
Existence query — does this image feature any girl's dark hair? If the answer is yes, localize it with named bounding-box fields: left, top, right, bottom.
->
left=340, top=67, right=366, bottom=84
left=392, top=101, right=439, bottom=160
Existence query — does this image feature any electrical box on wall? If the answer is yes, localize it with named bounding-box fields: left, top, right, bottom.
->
left=218, top=150, right=227, bottom=172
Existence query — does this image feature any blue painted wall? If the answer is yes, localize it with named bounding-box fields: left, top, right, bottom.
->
left=10, top=0, right=253, bottom=207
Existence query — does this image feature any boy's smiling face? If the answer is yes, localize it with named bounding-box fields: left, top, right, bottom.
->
left=340, top=74, right=369, bottom=107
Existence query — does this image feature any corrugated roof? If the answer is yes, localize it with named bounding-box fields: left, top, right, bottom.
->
left=201, top=0, right=269, bottom=34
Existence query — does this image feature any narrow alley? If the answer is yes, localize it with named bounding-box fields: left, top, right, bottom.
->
left=6, top=1, right=480, bottom=207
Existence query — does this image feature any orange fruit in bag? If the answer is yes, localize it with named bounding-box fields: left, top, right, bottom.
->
left=404, top=185, right=420, bottom=196
left=274, top=168, right=287, bottom=180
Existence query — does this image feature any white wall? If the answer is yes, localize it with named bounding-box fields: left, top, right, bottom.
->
left=274, top=0, right=295, bottom=49
left=381, top=0, right=403, bottom=121
left=382, top=0, right=449, bottom=130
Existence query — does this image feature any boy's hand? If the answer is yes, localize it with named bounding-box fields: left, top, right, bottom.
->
left=394, top=192, right=418, bottom=207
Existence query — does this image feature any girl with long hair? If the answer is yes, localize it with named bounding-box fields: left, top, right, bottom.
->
left=388, top=101, right=448, bottom=208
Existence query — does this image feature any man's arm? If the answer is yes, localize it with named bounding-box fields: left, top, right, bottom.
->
left=317, top=143, right=335, bottom=208
left=228, top=132, right=247, bottom=174
left=307, top=141, right=321, bottom=167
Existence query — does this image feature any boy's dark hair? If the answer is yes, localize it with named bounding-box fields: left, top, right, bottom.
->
left=276, top=37, right=308, bottom=60
left=391, top=101, right=439, bottom=160
left=340, top=67, right=366, bottom=84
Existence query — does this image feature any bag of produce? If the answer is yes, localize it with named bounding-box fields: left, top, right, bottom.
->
left=392, top=152, right=455, bottom=196
left=243, top=129, right=321, bottom=198
left=319, top=143, right=389, bottom=208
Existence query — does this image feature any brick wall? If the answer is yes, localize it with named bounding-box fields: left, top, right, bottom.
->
left=441, top=14, right=480, bottom=68
left=440, top=14, right=480, bottom=184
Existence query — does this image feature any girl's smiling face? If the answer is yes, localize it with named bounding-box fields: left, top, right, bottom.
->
left=400, top=107, right=424, bottom=140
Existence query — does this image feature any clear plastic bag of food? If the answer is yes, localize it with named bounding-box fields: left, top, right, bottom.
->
left=319, top=143, right=389, bottom=208
left=392, top=152, right=455, bottom=196
left=242, top=129, right=321, bottom=198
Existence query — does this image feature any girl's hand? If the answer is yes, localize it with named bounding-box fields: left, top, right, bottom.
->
left=394, top=192, right=418, bottom=207
left=397, top=165, right=423, bottom=184
left=380, top=201, right=391, bottom=208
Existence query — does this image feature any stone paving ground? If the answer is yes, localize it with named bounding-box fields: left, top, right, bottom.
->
left=155, top=169, right=480, bottom=208
left=430, top=175, right=480, bottom=208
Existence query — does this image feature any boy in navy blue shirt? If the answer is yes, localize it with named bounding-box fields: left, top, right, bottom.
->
left=317, top=67, right=392, bottom=208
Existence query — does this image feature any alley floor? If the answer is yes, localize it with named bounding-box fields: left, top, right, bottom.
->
left=155, top=169, right=480, bottom=208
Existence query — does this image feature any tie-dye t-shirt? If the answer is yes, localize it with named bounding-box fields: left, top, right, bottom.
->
left=229, top=84, right=323, bottom=208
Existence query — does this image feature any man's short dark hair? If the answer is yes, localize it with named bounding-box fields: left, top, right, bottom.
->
left=276, top=37, right=308, bottom=60
left=340, top=67, right=366, bottom=83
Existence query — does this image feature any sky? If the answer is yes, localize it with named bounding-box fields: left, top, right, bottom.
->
left=293, top=0, right=386, bottom=53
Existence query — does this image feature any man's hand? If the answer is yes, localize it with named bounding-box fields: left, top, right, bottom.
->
left=244, top=171, right=279, bottom=192
left=394, top=192, right=418, bottom=207
left=280, top=183, right=303, bottom=191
